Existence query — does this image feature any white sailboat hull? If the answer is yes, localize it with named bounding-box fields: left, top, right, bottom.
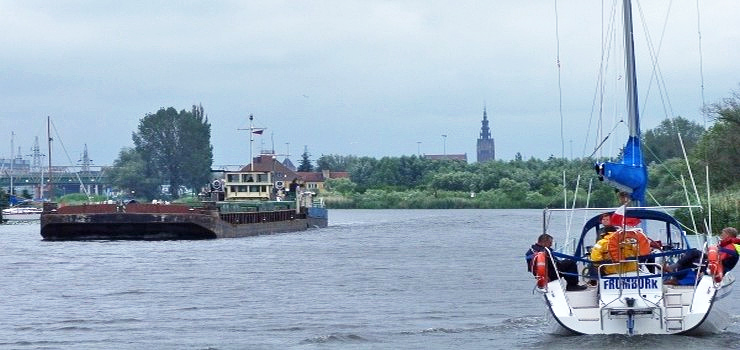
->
left=541, top=273, right=734, bottom=335
left=2, top=208, right=42, bottom=221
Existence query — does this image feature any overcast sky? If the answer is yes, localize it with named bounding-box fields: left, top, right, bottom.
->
left=1, top=1, right=738, bottom=168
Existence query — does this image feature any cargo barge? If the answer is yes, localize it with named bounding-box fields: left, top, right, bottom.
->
left=40, top=195, right=328, bottom=241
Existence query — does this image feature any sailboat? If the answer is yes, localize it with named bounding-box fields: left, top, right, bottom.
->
left=2, top=132, right=42, bottom=222
left=531, top=0, right=733, bottom=335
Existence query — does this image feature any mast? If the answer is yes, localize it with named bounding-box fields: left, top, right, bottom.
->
left=621, top=0, right=646, bottom=206
left=594, top=0, right=648, bottom=207
left=47, top=116, right=54, bottom=201
left=9, top=131, right=14, bottom=198
left=249, top=114, right=254, bottom=171
left=623, top=0, right=640, bottom=139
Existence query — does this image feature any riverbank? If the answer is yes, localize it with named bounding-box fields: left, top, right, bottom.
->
left=322, top=188, right=739, bottom=232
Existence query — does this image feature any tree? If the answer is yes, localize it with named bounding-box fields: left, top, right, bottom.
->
left=324, top=178, right=357, bottom=194
left=178, top=105, right=213, bottom=191
left=348, top=157, right=378, bottom=191
left=126, top=105, right=213, bottom=199
left=316, top=154, right=358, bottom=171
left=642, top=116, right=705, bottom=164
left=708, top=88, right=740, bottom=127
left=297, top=146, right=313, bottom=172
left=108, top=147, right=160, bottom=199
left=694, top=89, right=740, bottom=190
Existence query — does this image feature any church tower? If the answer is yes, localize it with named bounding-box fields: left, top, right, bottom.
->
left=476, top=107, right=495, bottom=162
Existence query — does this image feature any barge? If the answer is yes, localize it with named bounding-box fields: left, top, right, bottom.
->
left=40, top=195, right=327, bottom=241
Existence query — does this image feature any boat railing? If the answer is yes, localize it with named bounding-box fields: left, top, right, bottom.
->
left=46, top=203, right=204, bottom=215
left=219, top=209, right=305, bottom=225
left=543, top=205, right=702, bottom=214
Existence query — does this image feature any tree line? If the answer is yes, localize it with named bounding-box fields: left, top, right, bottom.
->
left=312, top=91, right=739, bottom=231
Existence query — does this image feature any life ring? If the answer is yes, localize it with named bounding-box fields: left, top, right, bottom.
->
left=707, top=245, right=724, bottom=283
left=533, top=251, right=549, bottom=289
left=607, top=230, right=651, bottom=262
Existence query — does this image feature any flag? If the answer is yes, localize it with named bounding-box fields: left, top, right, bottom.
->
left=610, top=204, right=641, bottom=227
left=252, top=129, right=264, bottom=135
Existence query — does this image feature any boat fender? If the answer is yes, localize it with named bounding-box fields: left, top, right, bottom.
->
left=607, top=230, right=651, bottom=261
left=707, top=245, right=724, bottom=283
left=533, top=251, right=549, bottom=289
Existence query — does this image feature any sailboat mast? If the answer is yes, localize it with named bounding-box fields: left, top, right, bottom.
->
left=594, top=0, right=648, bottom=208
left=623, top=0, right=640, bottom=139
left=9, top=131, right=14, bottom=197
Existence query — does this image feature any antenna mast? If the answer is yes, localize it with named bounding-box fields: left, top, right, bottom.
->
left=47, top=116, right=54, bottom=201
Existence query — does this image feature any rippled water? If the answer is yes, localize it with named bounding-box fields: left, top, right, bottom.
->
left=2, top=209, right=738, bottom=349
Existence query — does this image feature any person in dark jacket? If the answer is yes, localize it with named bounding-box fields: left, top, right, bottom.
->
left=525, top=233, right=587, bottom=291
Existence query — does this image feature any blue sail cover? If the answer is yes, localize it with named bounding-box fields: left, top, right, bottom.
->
left=8, top=194, right=22, bottom=206
left=595, top=135, right=648, bottom=205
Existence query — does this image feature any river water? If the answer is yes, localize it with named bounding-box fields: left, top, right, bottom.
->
left=2, top=209, right=738, bottom=349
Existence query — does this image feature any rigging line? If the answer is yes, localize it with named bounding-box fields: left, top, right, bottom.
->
left=678, top=132, right=702, bottom=208
left=680, top=174, right=699, bottom=235
left=642, top=141, right=683, bottom=186
left=694, top=0, right=710, bottom=168
left=588, top=119, right=624, bottom=158
left=582, top=0, right=605, bottom=159
left=635, top=0, right=675, bottom=121
left=554, top=0, right=565, bottom=159
left=705, top=166, right=712, bottom=235
left=584, top=0, right=618, bottom=159
left=49, top=119, right=91, bottom=197
left=695, top=0, right=707, bottom=123
left=647, top=189, right=700, bottom=236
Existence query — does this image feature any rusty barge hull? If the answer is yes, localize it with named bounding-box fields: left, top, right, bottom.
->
left=40, top=203, right=327, bottom=241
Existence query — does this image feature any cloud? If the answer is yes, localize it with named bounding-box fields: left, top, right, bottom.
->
left=0, top=1, right=738, bottom=166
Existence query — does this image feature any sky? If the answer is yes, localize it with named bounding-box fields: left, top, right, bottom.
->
left=1, top=0, right=738, bottom=168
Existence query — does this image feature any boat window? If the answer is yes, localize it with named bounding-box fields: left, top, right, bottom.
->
left=250, top=185, right=260, bottom=193
left=227, top=174, right=239, bottom=182
left=258, top=173, right=269, bottom=182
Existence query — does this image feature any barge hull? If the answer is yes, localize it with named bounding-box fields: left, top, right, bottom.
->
left=40, top=205, right=328, bottom=241
left=41, top=219, right=321, bottom=240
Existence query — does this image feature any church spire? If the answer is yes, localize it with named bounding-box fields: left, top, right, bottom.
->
left=479, top=106, right=491, bottom=140
left=476, top=106, right=494, bottom=162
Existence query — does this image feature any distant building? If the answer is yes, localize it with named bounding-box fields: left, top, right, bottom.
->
left=476, top=107, right=495, bottom=162
left=242, top=154, right=301, bottom=187
left=296, top=170, right=350, bottom=192
left=230, top=154, right=350, bottom=197
left=282, top=157, right=296, bottom=171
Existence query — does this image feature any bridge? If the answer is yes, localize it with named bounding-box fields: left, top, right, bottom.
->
left=1, top=165, right=243, bottom=198
left=1, top=166, right=111, bottom=198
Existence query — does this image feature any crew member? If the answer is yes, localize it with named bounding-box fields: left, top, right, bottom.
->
left=526, top=233, right=587, bottom=291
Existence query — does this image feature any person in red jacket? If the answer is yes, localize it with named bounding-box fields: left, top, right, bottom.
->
left=665, top=227, right=739, bottom=283
left=716, top=227, right=740, bottom=271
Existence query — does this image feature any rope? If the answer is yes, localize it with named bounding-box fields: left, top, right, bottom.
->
left=583, top=1, right=618, bottom=159
left=695, top=0, right=707, bottom=125
left=553, top=0, right=564, bottom=159
left=49, top=119, right=92, bottom=198
left=588, top=119, right=624, bottom=158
